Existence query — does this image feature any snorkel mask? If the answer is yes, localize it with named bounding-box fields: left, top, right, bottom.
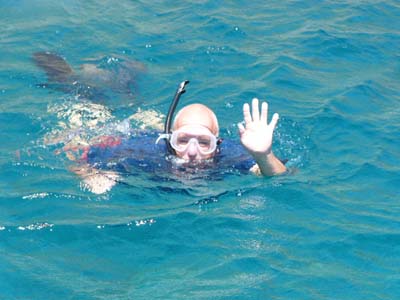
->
left=169, top=125, right=218, bottom=155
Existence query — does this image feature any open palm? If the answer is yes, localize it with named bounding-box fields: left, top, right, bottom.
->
left=238, top=98, right=279, bottom=157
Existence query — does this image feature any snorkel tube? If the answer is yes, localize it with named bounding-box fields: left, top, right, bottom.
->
left=163, top=80, right=189, bottom=154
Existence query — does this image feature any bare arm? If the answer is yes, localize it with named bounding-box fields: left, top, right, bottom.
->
left=63, top=136, right=120, bottom=194
left=238, top=98, right=287, bottom=176
left=71, top=164, right=119, bottom=194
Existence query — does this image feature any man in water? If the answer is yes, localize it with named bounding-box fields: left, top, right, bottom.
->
left=76, top=96, right=286, bottom=194
left=33, top=54, right=286, bottom=191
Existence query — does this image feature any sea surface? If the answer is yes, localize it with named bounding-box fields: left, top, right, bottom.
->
left=1, top=1, right=400, bottom=299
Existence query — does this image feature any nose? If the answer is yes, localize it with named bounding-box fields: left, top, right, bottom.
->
left=186, top=139, right=200, bottom=160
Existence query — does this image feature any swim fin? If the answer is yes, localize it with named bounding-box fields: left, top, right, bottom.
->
left=32, top=51, right=74, bottom=83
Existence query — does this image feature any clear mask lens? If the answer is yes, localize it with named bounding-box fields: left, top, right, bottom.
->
left=170, top=130, right=217, bottom=155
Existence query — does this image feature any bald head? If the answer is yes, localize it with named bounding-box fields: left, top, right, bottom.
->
left=173, top=103, right=219, bottom=136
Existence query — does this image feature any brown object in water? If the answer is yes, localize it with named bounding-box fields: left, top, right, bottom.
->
left=32, top=51, right=74, bottom=82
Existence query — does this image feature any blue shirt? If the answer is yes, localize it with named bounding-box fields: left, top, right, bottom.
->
left=86, top=132, right=255, bottom=179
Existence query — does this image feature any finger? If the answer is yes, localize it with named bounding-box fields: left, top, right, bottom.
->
left=260, top=101, right=268, bottom=124
left=237, top=122, right=245, bottom=136
left=269, top=113, right=279, bottom=131
left=251, top=98, right=260, bottom=122
left=243, top=103, right=252, bottom=125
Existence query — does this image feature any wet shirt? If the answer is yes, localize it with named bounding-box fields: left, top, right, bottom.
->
left=85, top=133, right=255, bottom=179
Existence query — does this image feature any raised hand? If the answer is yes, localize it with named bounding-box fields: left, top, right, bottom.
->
left=238, top=98, right=279, bottom=157
left=237, top=98, right=286, bottom=175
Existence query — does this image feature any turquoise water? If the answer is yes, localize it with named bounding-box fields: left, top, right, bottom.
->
left=1, top=1, right=400, bottom=299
